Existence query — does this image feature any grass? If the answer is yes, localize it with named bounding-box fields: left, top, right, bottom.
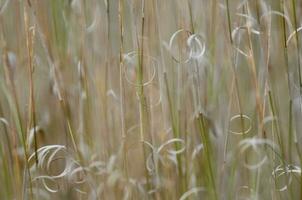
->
left=0, top=0, right=302, bottom=199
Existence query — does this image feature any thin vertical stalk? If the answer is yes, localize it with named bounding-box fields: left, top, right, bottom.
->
left=136, top=0, right=152, bottom=193
left=280, top=0, right=291, bottom=94
left=118, top=0, right=129, bottom=180
left=225, top=0, right=246, bottom=135
left=196, top=113, right=217, bottom=200
left=291, top=0, right=302, bottom=88
left=3, top=49, right=33, bottom=200
left=163, top=72, right=184, bottom=194
left=24, top=2, right=38, bottom=166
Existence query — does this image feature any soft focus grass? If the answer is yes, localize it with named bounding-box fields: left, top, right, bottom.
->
left=0, top=0, right=302, bottom=199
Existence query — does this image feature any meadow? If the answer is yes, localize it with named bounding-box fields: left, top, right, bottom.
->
left=0, top=0, right=302, bottom=199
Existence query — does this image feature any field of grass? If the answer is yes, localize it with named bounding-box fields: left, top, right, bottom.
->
left=0, top=0, right=302, bottom=199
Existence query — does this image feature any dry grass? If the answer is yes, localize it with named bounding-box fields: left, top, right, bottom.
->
left=0, top=0, right=302, bottom=199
